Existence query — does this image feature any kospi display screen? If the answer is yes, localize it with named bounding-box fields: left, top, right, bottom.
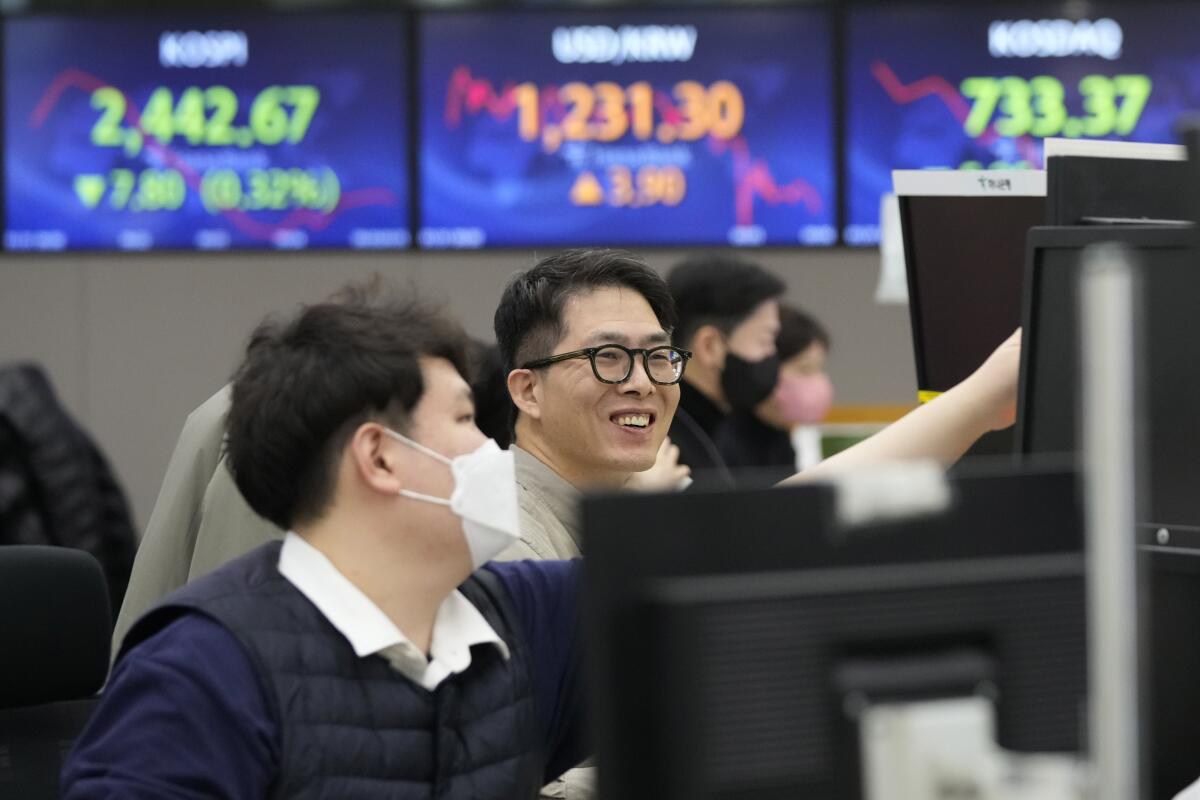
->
left=418, top=9, right=836, bottom=249
left=845, top=4, right=1200, bottom=244
left=5, top=15, right=410, bottom=251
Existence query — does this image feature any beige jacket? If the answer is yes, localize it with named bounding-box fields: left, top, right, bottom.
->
left=111, top=387, right=282, bottom=658
left=496, top=446, right=583, bottom=562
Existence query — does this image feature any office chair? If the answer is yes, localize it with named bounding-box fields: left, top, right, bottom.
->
left=0, top=545, right=111, bottom=798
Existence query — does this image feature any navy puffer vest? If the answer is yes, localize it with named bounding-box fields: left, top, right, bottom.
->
left=122, top=542, right=545, bottom=799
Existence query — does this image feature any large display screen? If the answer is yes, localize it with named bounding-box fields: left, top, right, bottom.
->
left=5, top=15, right=410, bottom=251
left=845, top=3, right=1200, bottom=244
left=418, top=9, right=836, bottom=248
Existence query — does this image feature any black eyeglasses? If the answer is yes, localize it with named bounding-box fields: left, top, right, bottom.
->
left=522, top=344, right=692, bottom=385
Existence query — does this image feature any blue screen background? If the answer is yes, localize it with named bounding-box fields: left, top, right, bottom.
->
left=4, top=14, right=409, bottom=251
left=419, top=8, right=836, bottom=248
left=845, top=3, right=1200, bottom=244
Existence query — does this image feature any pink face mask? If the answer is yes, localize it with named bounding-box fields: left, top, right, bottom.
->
left=772, top=373, right=833, bottom=424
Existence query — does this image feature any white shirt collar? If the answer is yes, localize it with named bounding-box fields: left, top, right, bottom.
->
left=277, top=532, right=509, bottom=691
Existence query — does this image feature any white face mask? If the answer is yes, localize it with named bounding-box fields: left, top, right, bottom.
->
left=383, top=429, right=520, bottom=568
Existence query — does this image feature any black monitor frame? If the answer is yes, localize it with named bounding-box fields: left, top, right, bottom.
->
left=1015, top=225, right=1199, bottom=531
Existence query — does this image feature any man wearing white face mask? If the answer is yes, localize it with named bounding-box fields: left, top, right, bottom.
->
left=63, top=294, right=588, bottom=798
left=384, top=430, right=523, bottom=569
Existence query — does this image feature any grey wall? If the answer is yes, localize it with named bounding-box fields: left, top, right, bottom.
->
left=0, top=248, right=916, bottom=530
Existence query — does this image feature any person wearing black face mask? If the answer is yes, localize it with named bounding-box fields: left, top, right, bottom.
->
left=666, top=254, right=786, bottom=488
left=716, top=305, right=833, bottom=487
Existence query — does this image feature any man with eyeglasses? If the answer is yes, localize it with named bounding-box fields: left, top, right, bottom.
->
left=494, top=249, right=687, bottom=564
left=493, top=249, right=685, bottom=799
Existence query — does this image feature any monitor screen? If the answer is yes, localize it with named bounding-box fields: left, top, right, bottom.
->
left=1017, top=226, right=1200, bottom=530
left=845, top=2, right=1200, bottom=245
left=4, top=14, right=410, bottom=251
left=418, top=9, right=836, bottom=249
left=899, top=187, right=1045, bottom=395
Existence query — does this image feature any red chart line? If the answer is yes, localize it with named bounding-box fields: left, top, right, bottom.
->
left=30, top=69, right=397, bottom=242
left=444, top=66, right=518, bottom=126
left=708, top=136, right=824, bottom=225
left=869, top=60, right=1041, bottom=164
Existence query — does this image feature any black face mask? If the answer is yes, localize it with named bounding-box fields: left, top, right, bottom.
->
left=721, top=352, right=780, bottom=411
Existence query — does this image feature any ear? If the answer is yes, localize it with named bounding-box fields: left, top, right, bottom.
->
left=347, top=423, right=405, bottom=495
left=507, top=368, right=543, bottom=421
left=690, top=324, right=727, bottom=371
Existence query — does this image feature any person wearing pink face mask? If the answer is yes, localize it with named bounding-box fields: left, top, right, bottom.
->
left=715, top=305, right=833, bottom=486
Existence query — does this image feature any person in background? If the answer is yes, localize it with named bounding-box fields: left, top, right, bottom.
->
left=715, top=305, right=832, bottom=486
left=667, top=252, right=1021, bottom=489
left=64, top=288, right=587, bottom=799
left=666, top=254, right=786, bottom=487
left=0, top=362, right=138, bottom=616
left=468, top=340, right=515, bottom=449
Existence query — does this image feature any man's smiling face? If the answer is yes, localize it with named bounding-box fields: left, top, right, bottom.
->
left=522, top=285, right=680, bottom=487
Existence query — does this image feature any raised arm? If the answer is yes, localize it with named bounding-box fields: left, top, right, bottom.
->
left=780, top=329, right=1021, bottom=485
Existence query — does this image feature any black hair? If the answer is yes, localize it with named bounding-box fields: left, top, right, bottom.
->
left=776, top=304, right=831, bottom=361
left=666, top=253, right=786, bottom=348
left=467, top=339, right=513, bottom=449
left=225, top=283, right=469, bottom=531
left=493, top=248, right=677, bottom=375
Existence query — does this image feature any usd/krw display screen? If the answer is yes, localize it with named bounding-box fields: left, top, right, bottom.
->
left=419, top=9, right=836, bottom=248
left=5, top=15, right=410, bottom=251
left=845, top=3, right=1200, bottom=244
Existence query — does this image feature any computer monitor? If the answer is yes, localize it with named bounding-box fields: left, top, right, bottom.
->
left=1016, top=225, right=1200, bottom=799
left=417, top=7, right=837, bottom=249
left=895, top=170, right=1046, bottom=399
left=1015, top=225, right=1200, bottom=531
left=1139, top=530, right=1200, bottom=799
left=4, top=14, right=412, bottom=251
left=582, top=463, right=1087, bottom=799
left=1043, top=139, right=1190, bottom=227
left=894, top=169, right=1045, bottom=458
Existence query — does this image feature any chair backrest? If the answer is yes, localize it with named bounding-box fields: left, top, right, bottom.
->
left=0, top=698, right=100, bottom=798
left=0, top=546, right=110, bottom=798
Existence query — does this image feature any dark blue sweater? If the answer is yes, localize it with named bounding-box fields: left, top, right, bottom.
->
left=62, top=559, right=585, bottom=799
